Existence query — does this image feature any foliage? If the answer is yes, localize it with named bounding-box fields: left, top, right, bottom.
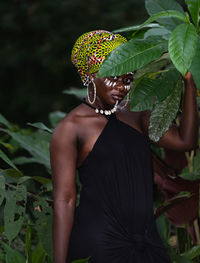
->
left=98, top=0, right=200, bottom=142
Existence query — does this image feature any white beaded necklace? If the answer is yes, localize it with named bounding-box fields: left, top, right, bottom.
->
left=84, top=100, right=119, bottom=115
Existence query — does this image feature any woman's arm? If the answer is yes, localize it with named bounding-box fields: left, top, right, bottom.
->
left=50, top=118, right=78, bottom=263
left=142, top=72, right=199, bottom=151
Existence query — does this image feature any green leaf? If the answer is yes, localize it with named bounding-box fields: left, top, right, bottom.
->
left=1, top=242, right=26, bottom=263
left=48, top=111, right=66, bottom=128
left=144, top=26, right=171, bottom=39
left=181, top=245, right=200, bottom=259
left=0, top=114, right=12, bottom=128
left=130, top=69, right=181, bottom=111
left=168, top=23, right=198, bottom=75
left=98, top=37, right=168, bottom=78
left=12, top=156, right=39, bottom=165
left=0, top=128, right=50, bottom=170
left=113, top=23, right=160, bottom=33
left=4, top=185, right=27, bottom=243
left=18, top=176, right=32, bottom=184
left=32, top=176, right=52, bottom=185
left=190, top=36, right=200, bottom=90
left=0, top=176, right=5, bottom=206
left=130, top=78, right=156, bottom=111
left=134, top=52, right=172, bottom=80
left=135, top=10, right=188, bottom=34
left=149, top=78, right=182, bottom=142
left=0, top=168, right=23, bottom=180
left=27, top=122, right=53, bottom=133
left=185, top=0, right=200, bottom=30
left=31, top=243, right=46, bottom=263
left=34, top=198, right=53, bottom=260
left=145, top=0, right=185, bottom=30
left=0, top=148, right=20, bottom=172
left=63, top=87, right=86, bottom=99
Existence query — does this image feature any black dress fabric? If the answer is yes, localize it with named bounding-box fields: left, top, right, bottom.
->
left=66, top=112, right=171, bottom=263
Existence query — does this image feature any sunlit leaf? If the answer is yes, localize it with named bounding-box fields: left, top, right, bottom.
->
left=145, top=0, right=185, bottom=30
left=149, top=78, right=182, bottom=142
left=185, top=0, right=200, bottom=30
left=98, top=37, right=167, bottom=77
left=4, top=185, right=27, bottom=243
left=168, top=23, right=198, bottom=75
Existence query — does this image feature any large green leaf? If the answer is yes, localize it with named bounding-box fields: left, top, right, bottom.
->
left=1, top=242, right=26, bottom=263
left=168, top=23, right=198, bottom=75
left=186, top=0, right=200, bottom=30
left=130, top=69, right=181, bottom=111
left=190, top=36, right=200, bottom=90
left=0, top=176, right=5, bottom=206
left=134, top=52, right=172, bottom=80
left=130, top=78, right=156, bottom=111
left=4, top=185, right=27, bottom=243
left=145, top=0, right=185, bottom=30
left=149, top=79, right=182, bottom=142
left=98, top=37, right=168, bottom=78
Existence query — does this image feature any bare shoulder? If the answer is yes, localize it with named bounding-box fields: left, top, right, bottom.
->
left=50, top=104, right=86, bottom=147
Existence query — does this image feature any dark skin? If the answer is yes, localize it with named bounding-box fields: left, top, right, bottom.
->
left=50, top=71, right=199, bottom=263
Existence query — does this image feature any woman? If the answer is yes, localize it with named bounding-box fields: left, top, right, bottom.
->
left=50, top=30, right=199, bottom=263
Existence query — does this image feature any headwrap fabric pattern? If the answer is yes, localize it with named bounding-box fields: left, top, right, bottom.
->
left=71, top=30, right=127, bottom=86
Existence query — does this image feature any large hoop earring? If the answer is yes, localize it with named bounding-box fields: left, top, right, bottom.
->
left=87, top=79, right=96, bottom=104
left=120, top=92, right=130, bottom=109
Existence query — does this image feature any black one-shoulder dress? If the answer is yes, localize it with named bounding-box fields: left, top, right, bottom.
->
left=66, top=111, right=171, bottom=263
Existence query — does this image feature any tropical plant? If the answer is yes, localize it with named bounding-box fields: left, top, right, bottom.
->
left=97, top=0, right=200, bottom=142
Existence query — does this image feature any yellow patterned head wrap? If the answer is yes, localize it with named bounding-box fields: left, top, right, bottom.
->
left=71, top=30, right=127, bottom=87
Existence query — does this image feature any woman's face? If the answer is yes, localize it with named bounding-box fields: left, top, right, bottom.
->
left=90, top=72, right=134, bottom=107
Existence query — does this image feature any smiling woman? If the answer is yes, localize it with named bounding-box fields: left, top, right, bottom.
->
left=50, top=30, right=198, bottom=263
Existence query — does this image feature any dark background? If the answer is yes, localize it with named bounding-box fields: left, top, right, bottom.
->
left=0, top=0, right=185, bottom=126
